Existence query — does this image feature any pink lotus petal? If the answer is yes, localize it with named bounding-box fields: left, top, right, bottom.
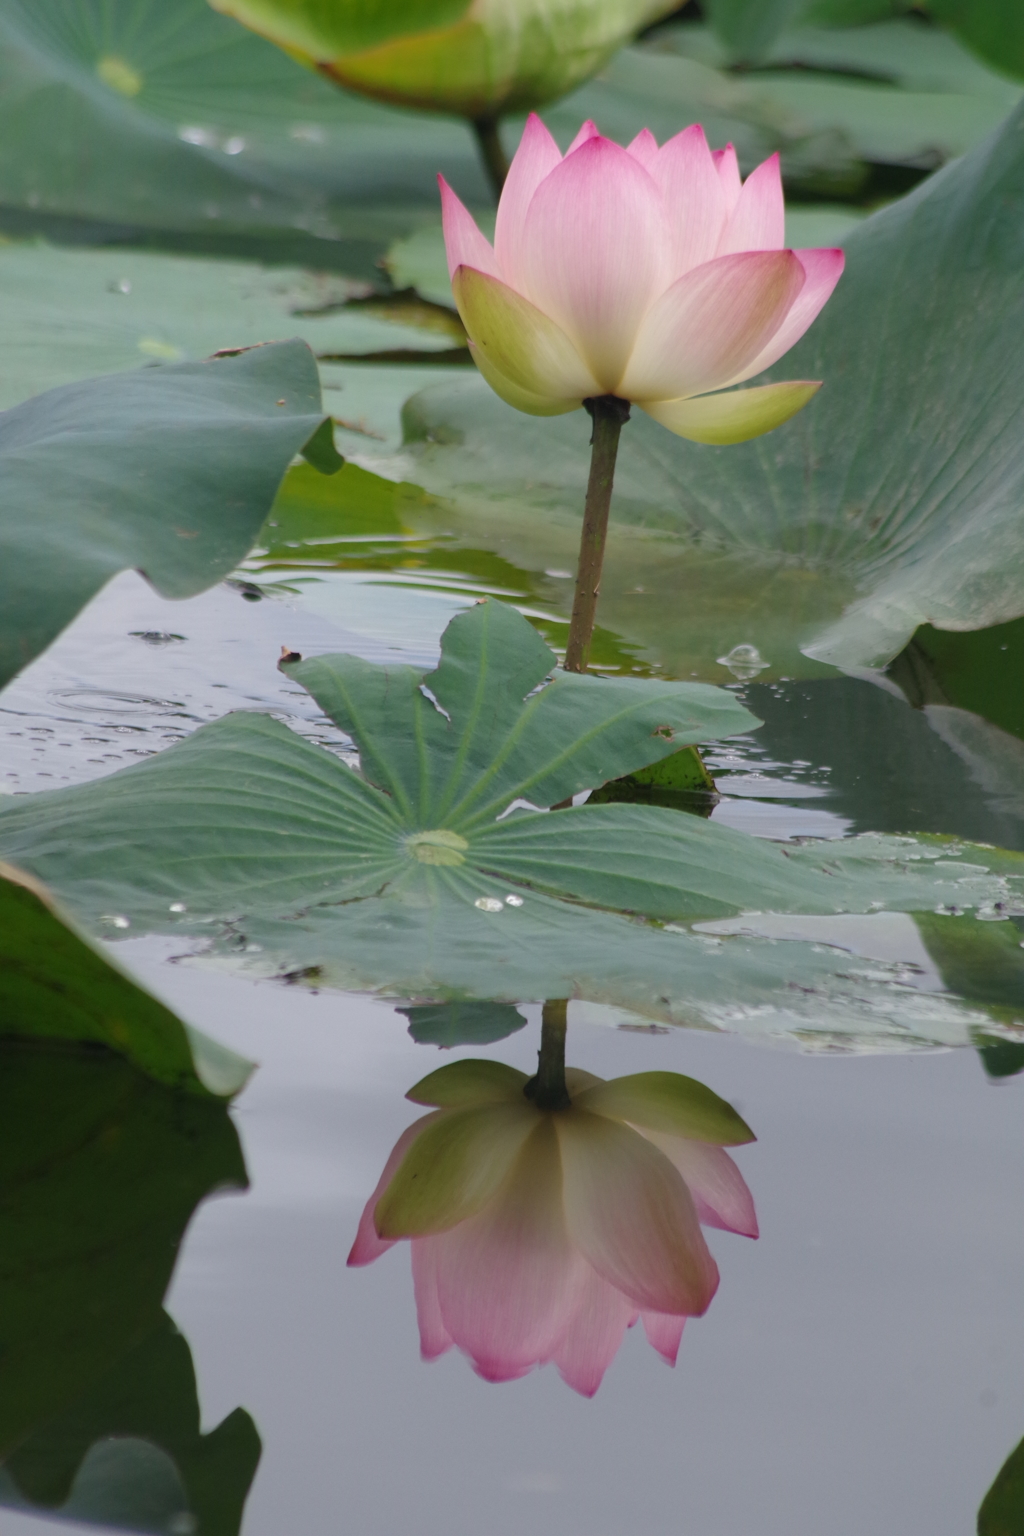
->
left=653, top=124, right=728, bottom=279
left=518, top=135, right=672, bottom=392
left=347, top=1113, right=441, bottom=1267
left=439, top=176, right=500, bottom=283
left=641, top=1311, right=686, bottom=1366
left=717, top=152, right=785, bottom=256
left=495, top=113, right=563, bottom=289
left=712, top=145, right=742, bottom=213
left=626, top=127, right=659, bottom=171
left=641, top=1131, right=759, bottom=1238
left=724, top=246, right=844, bottom=385
left=619, top=249, right=804, bottom=404
left=411, top=1237, right=454, bottom=1360
left=566, top=119, right=600, bottom=155
left=549, top=1266, right=635, bottom=1397
left=432, top=1120, right=586, bottom=1380
left=557, top=1109, right=720, bottom=1317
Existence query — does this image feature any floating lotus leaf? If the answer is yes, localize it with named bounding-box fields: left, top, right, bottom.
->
left=2, top=602, right=1024, bottom=1054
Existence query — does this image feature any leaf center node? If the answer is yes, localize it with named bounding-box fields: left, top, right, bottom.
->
left=405, top=829, right=469, bottom=866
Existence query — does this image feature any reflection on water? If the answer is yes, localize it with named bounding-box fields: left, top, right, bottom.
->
left=350, top=1012, right=757, bottom=1396
left=0, top=1044, right=259, bottom=1535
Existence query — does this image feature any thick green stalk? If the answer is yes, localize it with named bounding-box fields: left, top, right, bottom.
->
left=564, top=395, right=631, bottom=674
left=472, top=117, right=509, bottom=199
left=524, top=999, right=570, bottom=1111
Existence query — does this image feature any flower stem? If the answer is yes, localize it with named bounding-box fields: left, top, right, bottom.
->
left=525, top=999, right=570, bottom=1111
left=472, top=116, right=509, bottom=200
left=564, top=395, right=631, bottom=674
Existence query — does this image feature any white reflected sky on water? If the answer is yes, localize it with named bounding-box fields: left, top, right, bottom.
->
left=57, top=937, right=1022, bottom=1536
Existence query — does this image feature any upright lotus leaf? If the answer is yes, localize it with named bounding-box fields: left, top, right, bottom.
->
left=0, top=1044, right=248, bottom=1467
left=979, top=1431, right=1024, bottom=1535
left=0, top=1313, right=260, bottom=1536
left=0, top=339, right=338, bottom=692
left=207, top=0, right=681, bottom=120
left=390, top=97, right=1024, bottom=675
left=3, top=602, right=1024, bottom=1051
left=0, top=864, right=253, bottom=1096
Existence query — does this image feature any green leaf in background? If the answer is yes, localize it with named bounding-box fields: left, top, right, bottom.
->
left=702, top=0, right=808, bottom=63
left=2, top=601, right=1024, bottom=1052
left=0, top=0, right=488, bottom=265
left=979, top=1431, right=1024, bottom=1535
left=400, top=1000, right=528, bottom=1047
left=0, top=242, right=465, bottom=411
left=701, top=0, right=1024, bottom=84
left=0, top=1313, right=260, bottom=1536
left=931, top=0, right=1024, bottom=84
left=0, top=1043, right=249, bottom=1476
left=207, top=0, right=680, bottom=120
left=0, top=338, right=337, bottom=692
left=365, top=97, right=1024, bottom=677
left=0, top=863, right=252, bottom=1095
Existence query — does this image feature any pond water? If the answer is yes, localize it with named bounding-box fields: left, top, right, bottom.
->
left=3, top=554, right=1024, bottom=1536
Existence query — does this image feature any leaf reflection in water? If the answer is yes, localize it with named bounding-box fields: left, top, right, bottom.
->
left=0, top=1043, right=259, bottom=1536
left=349, top=1028, right=757, bottom=1396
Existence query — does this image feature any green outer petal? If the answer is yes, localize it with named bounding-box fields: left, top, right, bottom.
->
left=407, top=1057, right=530, bottom=1107
left=374, top=1100, right=537, bottom=1238
left=642, top=381, right=821, bottom=445
left=470, top=342, right=582, bottom=418
left=573, top=1072, right=755, bottom=1146
left=453, top=266, right=598, bottom=403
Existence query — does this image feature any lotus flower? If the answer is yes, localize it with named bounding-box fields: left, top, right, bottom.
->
left=206, top=0, right=680, bottom=123
left=440, top=115, right=845, bottom=443
left=348, top=1059, right=757, bottom=1396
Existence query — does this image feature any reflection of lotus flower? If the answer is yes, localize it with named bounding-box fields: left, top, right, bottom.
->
left=206, top=0, right=679, bottom=122
left=441, top=115, right=844, bottom=442
left=349, top=1060, right=757, bottom=1396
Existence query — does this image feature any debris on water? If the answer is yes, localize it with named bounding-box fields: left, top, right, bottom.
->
left=130, top=631, right=185, bottom=645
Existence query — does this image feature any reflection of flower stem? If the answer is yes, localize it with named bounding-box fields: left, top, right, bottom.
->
left=564, top=396, right=631, bottom=674
left=471, top=116, right=510, bottom=199
left=524, top=999, right=570, bottom=1111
